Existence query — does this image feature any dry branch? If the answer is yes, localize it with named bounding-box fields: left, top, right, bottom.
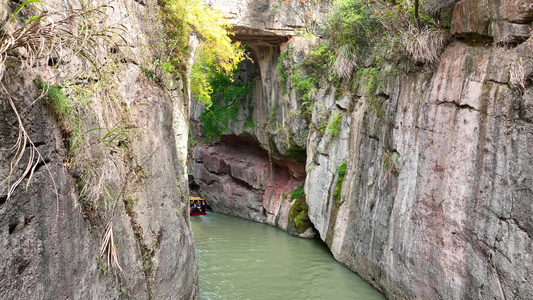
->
left=0, top=82, right=59, bottom=204
left=99, top=220, right=123, bottom=273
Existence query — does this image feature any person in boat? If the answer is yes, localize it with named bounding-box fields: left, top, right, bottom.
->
left=190, top=197, right=207, bottom=216
left=193, top=200, right=202, bottom=214
left=195, top=201, right=200, bottom=213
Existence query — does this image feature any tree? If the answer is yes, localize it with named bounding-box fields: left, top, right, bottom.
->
left=158, top=0, right=245, bottom=103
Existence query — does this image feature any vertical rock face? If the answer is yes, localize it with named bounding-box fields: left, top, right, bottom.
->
left=0, top=1, right=197, bottom=299
left=313, top=42, right=533, bottom=299
left=190, top=1, right=321, bottom=237
left=191, top=0, right=533, bottom=299
left=452, top=0, right=532, bottom=43
left=305, top=3, right=533, bottom=300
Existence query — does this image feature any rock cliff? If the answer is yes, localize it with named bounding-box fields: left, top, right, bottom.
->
left=0, top=1, right=197, bottom=299
left=190, top=0, right=322, bottom=237
left=190, top=0, right=533, bottom=299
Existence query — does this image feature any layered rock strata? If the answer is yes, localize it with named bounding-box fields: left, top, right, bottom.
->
left=306, top=2, right=533, bottom=299
left=191, top=136, right=313, bottom=237
left=311, top=41, right=533, bottom=299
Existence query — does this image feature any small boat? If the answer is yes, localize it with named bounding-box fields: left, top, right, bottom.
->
left=190, top=197, right=207, bottom=216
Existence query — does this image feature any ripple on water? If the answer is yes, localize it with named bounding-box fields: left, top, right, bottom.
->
left=191, top=212, right=385, bottom=300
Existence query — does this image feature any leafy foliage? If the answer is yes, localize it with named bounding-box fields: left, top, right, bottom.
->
left=325, top=0, right=383, bottom=62
left=326, top=113, right=343, bottom=138
left=290, top=184, right=306, bottom=202
left=333, top=161, right=347, bottom=201
left=322, top=0, right=449, bottom=69
left=158, top=0, right=244, bottom=102
left=199, top=70, right=252, bottom=143
left=291, top=71, right=314, bottom=102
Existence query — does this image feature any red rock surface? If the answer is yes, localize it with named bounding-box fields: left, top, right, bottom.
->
left=191, top=138, right=312, bottom=236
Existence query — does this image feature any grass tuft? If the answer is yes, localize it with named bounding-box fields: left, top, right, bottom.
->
left=404, top=26, right=450, bottom=64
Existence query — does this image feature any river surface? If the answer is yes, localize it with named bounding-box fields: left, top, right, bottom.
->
left=191, top=212, right=386, bottom=300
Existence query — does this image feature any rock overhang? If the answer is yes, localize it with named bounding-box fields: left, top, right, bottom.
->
left=230, top=25, right=292, bottom=45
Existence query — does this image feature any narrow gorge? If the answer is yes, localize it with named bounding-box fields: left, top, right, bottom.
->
left=1, top=0, right=533, bottom=299
left=189, top=0, right=533, bottom=299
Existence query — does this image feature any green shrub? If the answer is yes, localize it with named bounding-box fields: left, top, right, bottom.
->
left=199, top=70, right=252, bottom=143
left=290, top=184, right=306, bottom=202
left=333, top=161, right=347, bottom=201
left=325, top=0, right=384, bottom=63
left=291, top=71, right=314, bottom=102
left=34, top=77, right=68, bottom=117
left=322, top=0, right=448, bottom=69
left=288, top=197, right=311, bottom=234
left=326, top=113, right=343, bottom=138
left=302, top=43, right=336, bottom=85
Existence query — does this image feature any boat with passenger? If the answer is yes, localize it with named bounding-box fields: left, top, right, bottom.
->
left=190, top=197, right=207, bottom=216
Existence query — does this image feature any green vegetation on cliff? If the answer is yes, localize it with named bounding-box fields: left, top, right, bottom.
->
left=289, top=198, right=311, bottom=235
left=290, top=184, right=306, bottom=202
left=159, top=0, right=250, bottom=144
left=1, top=1, right=199, bottom=293
left=333, top=161, right=347, bottom=201
left=277, top=0, right=453, bottom=131
left=288, top=185, right=312, bottom=235
left=158, top=0, right=244, bottom=103
left=0, top=1, right=130, bottom=201
left=324, top=0, right=450, bottom=66
left=326, top=161, right=347, bottom=246
left=34, top=77, right=68, bottom=118
left=199, top=70, right=252, bottom=143
left=279, top=0, right=453, bottom=83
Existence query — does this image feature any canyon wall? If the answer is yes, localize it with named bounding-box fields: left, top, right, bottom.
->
left=190, top=0, right=321, bottom=237
left=0, top=1, right=197, bottom=299
left=315, top=2, right=533, bottom=299
left=190, top=0, right=533, bottom=299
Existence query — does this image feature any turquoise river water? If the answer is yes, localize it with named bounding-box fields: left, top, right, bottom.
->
left=191, top=212, right=386, bottom=300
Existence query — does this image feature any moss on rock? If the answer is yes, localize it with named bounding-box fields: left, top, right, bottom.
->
left=288, top=197, right=311, bottom=235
